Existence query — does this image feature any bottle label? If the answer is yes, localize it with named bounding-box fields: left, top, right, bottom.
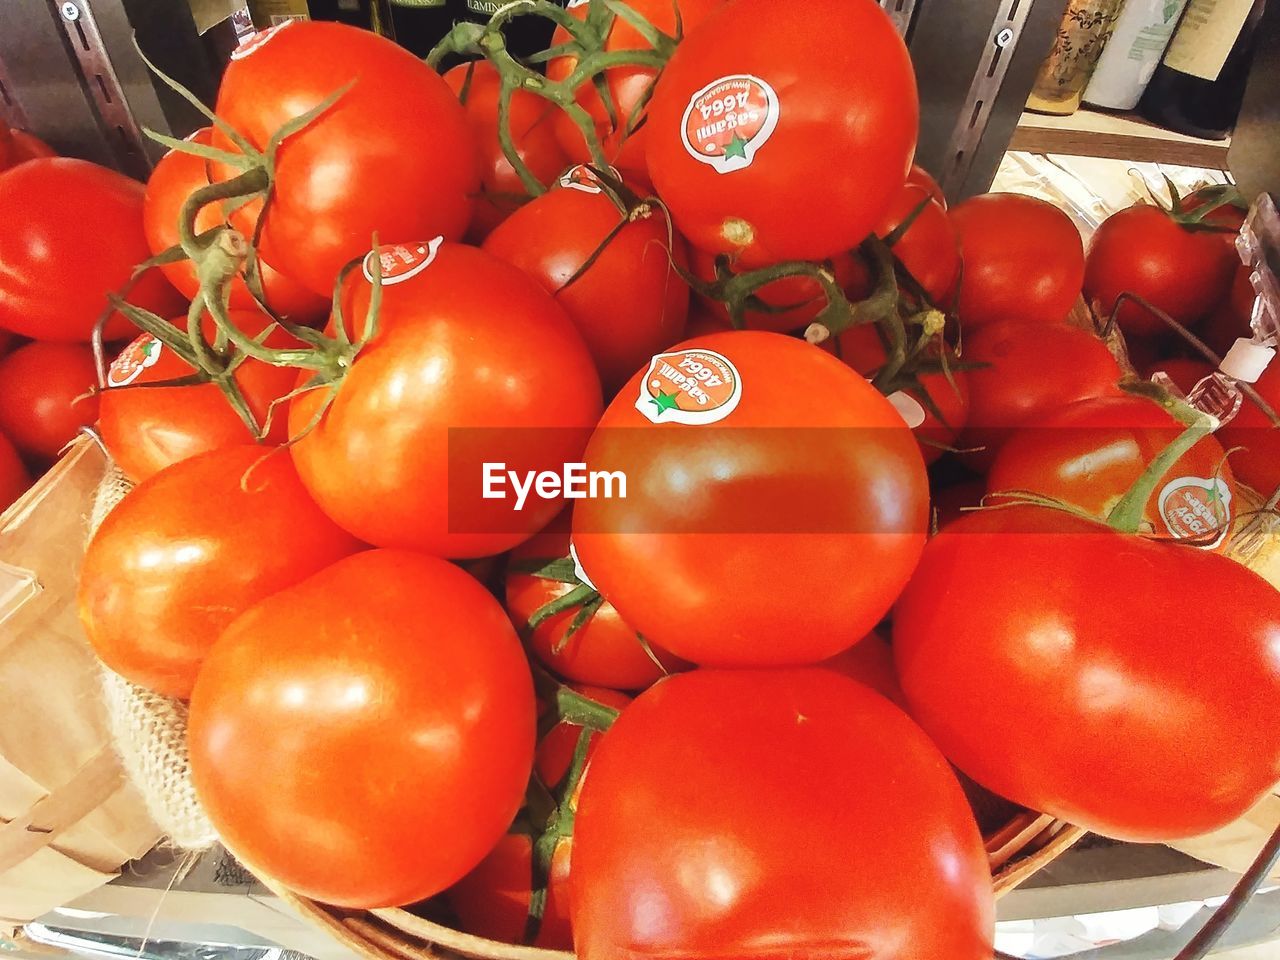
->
left=680, top=75, right=779, bottom=174
left=635, top=348, right=742, bottom=425
left=1162, top=0, right=1254, bottom=81
left=1158, top=475, right=1233, bottom=547
left=108, top=336, right=163, bottom=388
left=362, top=238, right=443, bottom=286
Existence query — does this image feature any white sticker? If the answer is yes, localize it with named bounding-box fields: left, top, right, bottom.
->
left=635, top=348, right=742, bottom=426
left=361, top=237, right=444, bottom=286
left=885, top=389, right=927, bottom=429
left=557, top=163, right=622, bottom=194
left=1157, top=475, right=1233, bottom=548
left=568, top=541, right=597, bottom=591
left=231, top=18, right=293, bottom=60
left=107, top=336, right=162, bottom=388
left=679, top=74, right=780, bottom=174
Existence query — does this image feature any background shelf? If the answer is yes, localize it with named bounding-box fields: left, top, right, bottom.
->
left=1011, top=108, right=1232, bottom=169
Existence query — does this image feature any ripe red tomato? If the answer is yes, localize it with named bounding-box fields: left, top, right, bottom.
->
left=0, top=329, right=13, bottom=359
left=818, top=629, right=904, bottom=705
left=907, top=163, right=946, bottom=209
left=1143, top=356, right=1215, bottom=395
left=932, top=477, right=986, bottom=531
left=952, top=193, right=1084, bottom=328
left=212, top=21, right=478, bottom=296
left=1217, top=359, right=1280, bottom=496
left=1084, top=204, right=1237, bottom=340
left=0, top=124, right=55, bottom=171
left=830, top=323, right=970, bottom=466
left=960, top=321, right=1122, bottom=469
left=0, top=431, right=31, bottom=513
left=505, top=513, right=686, bottom=690
left=189, top=549, right=536, bottom=909
left=1201, top=262, right=1255, bottom=358
left=987, top=395, right=1237, bottom=549
left=894, top=504, right=1280, bottom=841
left=571, top=669, right=995, bottom=960
left=687, top=246, right=868, bottom=333
left=447, top=685, right=629, bottom=950
left=143, top=130, right=327, bottom=324
left=1184, top=187, right=1245, bottom=244
left=0, top=159, right=185, bottom=341
left=877, top=182, right=960, bottom=306
left=545, top=0, right=727, bottom=181
left=77, top=446, right=362, bottom=698
left=483, top=168, right=690, bottom=394
left=98, top=312, right=304, bottom=483
left=289, top=241, right=602, bottom=558
left=573, top=331, right=928, bottom=666
left=645, top=0, right=917, bottom=266
left=0, top=341, right=99, bottom=460
left=443, top=61, right=571, bottom=240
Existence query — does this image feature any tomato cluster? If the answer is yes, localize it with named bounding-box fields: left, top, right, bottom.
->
left=2, top=5, right=1276, bottom=960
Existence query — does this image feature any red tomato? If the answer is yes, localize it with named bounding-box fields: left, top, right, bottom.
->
left=483, top=169, right=690, bottom=394
left=189, top=549, right=536, bottom=908
left=289, top=241, right=602, bottom=558
left=932, top=477, right=986, bottom=531
left=907, top=163, right=946, bottom=209
left=143, top=131, right=327, bottom=324
left=829, top=323, right=970, bottom=466
left=571, top=669, right=995, bottom=960
left=213, top=21, right=478, bottom=296
left=545, top=0, right=727, bottom=180
left=443, top=61, right=571, bottom=240
left=1201, top=263, right=1255, bottom=358
left=1218, top=360, right=1280, bottom=497
left=645, top=0, right=917, bottom=266
left=505, top=513, right=686, bottom=690
left=573, top=331, right=928, bottom=666
left=952, top=193, right=1084, bottom=328
left=684, top=302, right=732, bottom=338
left=817, top=630, right=904, bottom=705
left=0, top=342, right=99, bottom=460
left=1084, top=204, right=1237, bottom=339
left=895, top=505, right=1280, bottom=840
left=687, top=246, right=868, bottom=333
left=98, top=312, right=304, bottom=483
left=1184, top=187, right=1246, bottom=244
left=987, top=395, right=1237, bottom=549
left=0, top=330, right=13, bottom=359
left=0, top=159, right=184, bottom=341
left=0, top=124, right=55, bottom=171
left=0, top=431, right=31, bottom=513
left=877, top=182, right=960, bottom=306
left=1143, top=356, right=1216, bottom=395
left=77, top=446, right=362, bottom=698
left=960, top=321, right=1122, bottom=470
left=447, top=686, right=629, bottom=950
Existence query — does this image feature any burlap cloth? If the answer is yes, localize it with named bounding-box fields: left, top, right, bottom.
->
left=89, top=464, right=218, bottom=850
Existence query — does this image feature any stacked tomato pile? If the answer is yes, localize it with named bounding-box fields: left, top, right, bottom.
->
left=5, top=1, right=1280, bottom=958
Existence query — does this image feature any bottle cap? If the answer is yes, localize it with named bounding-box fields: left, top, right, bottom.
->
left=1220, top=340, right=1275, bottom=383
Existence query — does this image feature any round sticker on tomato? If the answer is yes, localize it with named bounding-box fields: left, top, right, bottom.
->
left=635, top=348, right=742, bottom=425
left=108, top=335, right=163, bottom=388
left=231, top=18, right=293, bottom=60
left=362, top=237, right=444, bottom=286
left=557, top=164, right=621, bottom=194
left=1158, top=475, right=1232, bottom=547
left=680, top=74, right=780, bottom=174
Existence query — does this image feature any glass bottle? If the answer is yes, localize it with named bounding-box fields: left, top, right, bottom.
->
left=1026, top=0, right=1128, bottom=115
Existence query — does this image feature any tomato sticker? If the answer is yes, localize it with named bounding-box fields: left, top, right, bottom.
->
left=362, top=237, right=444, bottom=286
left=680, top=74, right=780, bottom=174
left=230, top=18, right=293, bottom=60
left=569, top=540, right=597, bottom=590
left=557, top=164, right=622, bottom=194
left=1158, top=476, right=1232, bottom=547
left=636, top=348, right=742, bottom=425
left=107, top=336, right=162, bottom=388
left=885, top=389, right=927, bottom=429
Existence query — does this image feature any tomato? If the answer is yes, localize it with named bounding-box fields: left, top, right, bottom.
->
left=447, top=686, right=629, bottom=950
left=894, top=504, right=1280, bottom=840
left=483, top=167, right=690, bottom=395
left=1184, top=186, right=1245, bottom=244
left=876, top=182, right=960, bottom=306
left=506, top=513, right=686, bottom=690
left=829, top=323, right=969, bottom=465
left=0, top=431, right=31, bottom=513
left=289, top=241, right=602, bottom=559
left=0, top=159, right=185, bottom=341
left=907, top=163, right=946, bottom=209
left=818, top=629, right=904, bottom=705
left=1217, top=360, right=1280, bottom=496
left=1083, top=204, right=1237, bottom=339
left=443, top=61, right=571, bottom=240
left=573, top=331, right=928, bottom=666
left=189, top=549, right=536, bottom=909
left=932, top=477, right=986, bottom=531
left=212, top=21, right=478, bottom=296
left=960, top=321, right=1122, bottom=470
left=987, top=395, right=1236, bottom=549
left=0, top=341, right=99, bottom=460
left=687, top=246, right=868, bottom=333
left=1143, top=356, right=1215, bottom=395
left=545, top=0, right=727, bottom=181
left=143, top=131, right=327, bottom=324
left=0, top=123, right=55, bottom=171
left=77, top=446, right=362, bottom=698
left=98, top=312, right=304, bottom=483
left=645, top=0, right=917, bottom=266
left=952, top=193, right=1084, bottom=328
left=571, top=669, right=995, bottom=960
left=1201, top=263, right=1255, bottom=358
